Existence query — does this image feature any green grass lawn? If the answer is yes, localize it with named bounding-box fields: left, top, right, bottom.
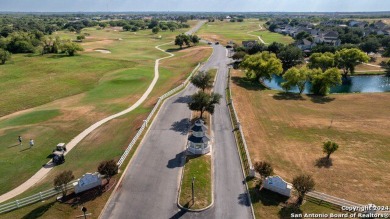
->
left=198, top=19, right=293, bottom=46
left=179, top=155, right=212, bottom=210
left=0, top=37, right=212, bottom=218
left=0, top=21, right=209, bottom=198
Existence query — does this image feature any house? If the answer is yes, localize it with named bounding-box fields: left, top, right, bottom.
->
left=296, top=39, right=317, bottom=52
left=263, top=175, right=292, bottom=197
left=242, top=40, right=258, bottom=49
left=314, top=31, right=341, bottom=46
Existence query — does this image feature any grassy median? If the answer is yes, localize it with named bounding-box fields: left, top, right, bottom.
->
left=179, top=155, right=212, bottom=210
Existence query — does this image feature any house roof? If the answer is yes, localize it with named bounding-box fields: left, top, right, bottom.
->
left=188, top=135, right=210, bottom=143
left=324, top=31, right=339, bottom=38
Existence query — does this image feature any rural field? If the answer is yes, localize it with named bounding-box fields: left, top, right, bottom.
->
left=198, top=19, right=293, bottom=45
left=0, top=21, right=211, bottom=202
left=230, top=69, right=390, bottom=207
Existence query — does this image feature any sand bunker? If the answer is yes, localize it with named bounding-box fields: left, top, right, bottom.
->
left=94, top=49, right=111, bottom=54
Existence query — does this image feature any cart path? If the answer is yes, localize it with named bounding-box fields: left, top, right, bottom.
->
left=0, top=21, right=205, bottom=203
left=247, top=24, right=267, bottom=44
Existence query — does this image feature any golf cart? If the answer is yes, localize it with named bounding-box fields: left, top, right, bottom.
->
left=52, top=143, right=66, bottom=165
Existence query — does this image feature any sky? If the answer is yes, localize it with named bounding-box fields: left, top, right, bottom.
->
left=0, top=0, right=390, bottom=12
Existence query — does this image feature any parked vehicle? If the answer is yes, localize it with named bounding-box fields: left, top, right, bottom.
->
left=52, top=143, right=66, bottom=165
left=215, top=42, right=220, bottom=45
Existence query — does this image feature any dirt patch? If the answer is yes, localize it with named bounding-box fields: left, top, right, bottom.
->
left=82, top=39, right=115, bottom=52
left=231, top=69, right=390, bottom=205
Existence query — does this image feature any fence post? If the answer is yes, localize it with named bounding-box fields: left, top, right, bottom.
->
left=39, top=192, right=43, bottom=200
left=15, top=200, right=20, bottom=208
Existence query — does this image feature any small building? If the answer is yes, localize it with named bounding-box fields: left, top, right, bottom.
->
left=263, top=175, right=292, bottom=197
left=187, top=120, right=210, bottom=155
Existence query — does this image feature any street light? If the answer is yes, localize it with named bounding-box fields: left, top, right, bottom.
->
left=192, top=177, right=195, bottom=203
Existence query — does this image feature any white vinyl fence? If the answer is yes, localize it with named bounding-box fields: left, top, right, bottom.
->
left=0, top=63, right=201, bottom=215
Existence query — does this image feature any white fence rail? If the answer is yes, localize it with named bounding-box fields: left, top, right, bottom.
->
left=226, top=69, right=255, bottom=177
left=0, top=63, right=201, bottom=215
left=0, top=180, right=76, bottom=214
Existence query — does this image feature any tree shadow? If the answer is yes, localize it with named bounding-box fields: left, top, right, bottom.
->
left=272, top=92, right=305, bottom=101
left=278, top=204, right=303, bottom=219
left=167, top=151, right=186, bottom=168
left=47, top=54, right=70, bottom=59
left=21, top=200, right=56, bottom=219
left=237, top=192, right=250, bottom=206
left=307, top=94, right=335, bottom=104
left=315, top=157, right=333, bottom=168
left=231, top=76, right=267, bottom=91
left=170, top=118, right=190, bottom=135
left=174, top=95, right=191, bottom=104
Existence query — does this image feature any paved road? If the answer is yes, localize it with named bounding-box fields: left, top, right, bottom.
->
left=101, top=42, right=252, bottom=219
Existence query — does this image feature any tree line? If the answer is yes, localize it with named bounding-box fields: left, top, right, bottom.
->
left=237, top=43, right=369, bottom=95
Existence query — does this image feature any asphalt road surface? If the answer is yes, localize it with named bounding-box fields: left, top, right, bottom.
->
left=100, top=30, right=252, bottom=219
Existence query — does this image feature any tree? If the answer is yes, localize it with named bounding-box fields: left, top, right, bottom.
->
left=247, top=43, right=268, bottom=55
left=292, top=174, right=315, bottom=205
left=98, top=160, right=118, bottom=184
left=0, top=49, right=11, bottom=64
left=190, top=35, right=200, bottom=45
left=175, top=34, right=190, bottom=49
left=232, top=51, right=246, bottom=60
left=240, top=51, right=283, bottom=83
left=254, top=161, right=273, bottom=181
left=152, top=26, right=160, bottom=34
left=54, top=170, right=75, bottom=197
left=322, top=141, right=339, bottom=160
left=267, top=42, right=284, bottom=54
left=308, top=52, right=336, bottom=71
left=60, top=41, right=83, bottom=56
left=295, top=31, right=310, bottom=40
left=281, top=67, right=312, bottom=94
left=384, top=60, right=390, bottom=76
left=76, top=35, right=85, bottom=41
left=277, top=45, right=304, bottom=71
left=360, top=38, right=381, bottom=53
left=334, top=48, right=369, bottom=78
left=190, top=71, right=213, bottom=92
left=188, top=91, right=222, bottom=118
left=310, top=68, right=342, bottom=96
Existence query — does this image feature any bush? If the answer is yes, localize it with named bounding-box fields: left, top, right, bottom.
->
left=98, top=160, right=118, bottom=184
left=54, top=170, right=75, bottom=197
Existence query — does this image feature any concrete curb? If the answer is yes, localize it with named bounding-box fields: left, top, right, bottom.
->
left=176, top=53, right=217, bottom=213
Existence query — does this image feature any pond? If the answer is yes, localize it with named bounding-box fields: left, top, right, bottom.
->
left=263, top=75, right=390, bottom=94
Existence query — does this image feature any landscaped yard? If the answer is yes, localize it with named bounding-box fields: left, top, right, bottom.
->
left=230, top=69, right=390, bottom=206
left=198, top=19, right=293, bottom=46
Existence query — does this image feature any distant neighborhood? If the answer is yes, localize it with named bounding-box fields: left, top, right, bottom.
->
left=266, top=18, right=390, bottom=54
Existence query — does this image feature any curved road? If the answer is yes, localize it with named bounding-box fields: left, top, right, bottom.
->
left=100, top=42, right=252, bottom=219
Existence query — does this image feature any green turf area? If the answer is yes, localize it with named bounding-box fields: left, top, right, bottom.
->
left=1, top=40, right=213, bottom=218
left=179, top=155, right=212, bottom=210
left=251, top=30, right=295, bottom=44
left=198, top=19, right=293, bottom=46
left=0, top=21, right=208, bottom=198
